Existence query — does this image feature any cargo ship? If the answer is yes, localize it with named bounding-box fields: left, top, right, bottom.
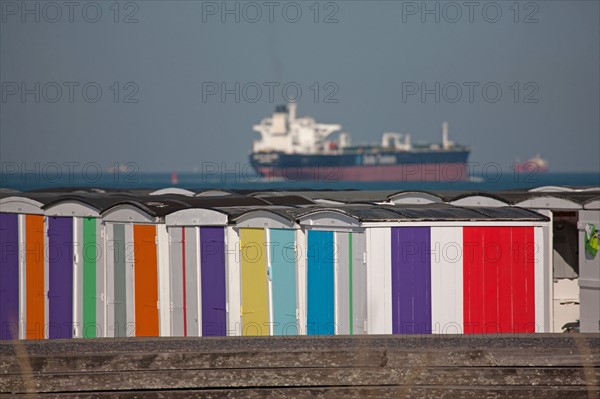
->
left=249, top=104, right=471, bottom=181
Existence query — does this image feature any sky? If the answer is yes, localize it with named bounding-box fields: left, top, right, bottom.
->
left=1, top=0, right=599, bottom=175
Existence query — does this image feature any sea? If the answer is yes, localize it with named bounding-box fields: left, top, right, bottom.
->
left=1, top=170, right=599, bottom=193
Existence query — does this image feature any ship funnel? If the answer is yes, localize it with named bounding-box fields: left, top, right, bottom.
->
left=442, top=121, right=449, bottom=149
left=288, top=102, right=297, bottom=122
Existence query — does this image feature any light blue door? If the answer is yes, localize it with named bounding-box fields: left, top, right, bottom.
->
left=307, top=230, right=334, bottom=335
left=270, top=229, right=297, bottom=336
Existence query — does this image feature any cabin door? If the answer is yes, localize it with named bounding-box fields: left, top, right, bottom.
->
left=307, top=230, right=335, bottom=335
left=200, top=227, right=227, bottom=336
left=0, top=213, right=19, bottom=340
left=240, top=228, right=269, bottom=336
left=270, top=228, right=297, bottom=336
left=48, top=216, right=74, bottom=339
left=391, top=227, right=432, bottom=334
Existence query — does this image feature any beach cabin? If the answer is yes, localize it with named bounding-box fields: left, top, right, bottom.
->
left=43, top=197, right=105, bottom=339
left=363, top=204, right=552, bottom=334
left=101, top=199, right=188, bottom=337
left=295, top=207, right=372, bottom=336
left=164, top=207, right=229, bottom=337
left=229, top=208, right=302, bottom=337
left=0, top=193, right=52, bottom=340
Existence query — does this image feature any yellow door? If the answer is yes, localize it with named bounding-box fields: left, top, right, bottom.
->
left=240, top=228, right=269, bottom=336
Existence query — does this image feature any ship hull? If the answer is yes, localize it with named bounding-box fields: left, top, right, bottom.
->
left=250, top=150, right=470, bottom=182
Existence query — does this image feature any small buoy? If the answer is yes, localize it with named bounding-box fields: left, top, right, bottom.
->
left=171, top=172, right=178, bottom=185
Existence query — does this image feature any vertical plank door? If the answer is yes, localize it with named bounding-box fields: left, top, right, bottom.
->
left=0, top=213, right=19, bottom=340
left=200, top=227, right=226, bottom=336
left=133, top=224, right=159, bottom=337
left=307, top=230, right=335, bottom=335
left=270, top=228, right=297, bottom=336
left=240, top=228, right=269, bottom=336
left=391, top=227, right=432, bottom=334
left=47, top=216, right=73, bottom=339
left=82, top=217, right=97, bottom=337
left=25, top=215, right=45, bottom=339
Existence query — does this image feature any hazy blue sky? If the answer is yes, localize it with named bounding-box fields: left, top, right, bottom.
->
left=1, top=1, right=599, bottom=174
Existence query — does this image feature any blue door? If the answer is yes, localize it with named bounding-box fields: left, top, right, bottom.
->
left=270, top=229, right=297, bottom=336
left=307, top=230, right=334, bottom=335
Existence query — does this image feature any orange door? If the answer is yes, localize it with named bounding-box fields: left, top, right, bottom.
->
left=26, top=215, right=45, bottom=339
left=133, top=224, right=159, bottom=336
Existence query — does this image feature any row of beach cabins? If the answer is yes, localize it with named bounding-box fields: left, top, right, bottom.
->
left=0, top=186, right=598, bottom=340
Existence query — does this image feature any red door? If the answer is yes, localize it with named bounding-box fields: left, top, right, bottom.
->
left=463, top=226, right=535, bottom=334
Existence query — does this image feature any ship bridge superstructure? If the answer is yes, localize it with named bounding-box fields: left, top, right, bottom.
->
left=252, top=103, right=342, bottom=154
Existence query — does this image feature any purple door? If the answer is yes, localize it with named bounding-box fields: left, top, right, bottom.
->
left=200, top=227, right=226, bottom=336
left=48, top=217, right=73, bottom=339
left=391, top=227, right=432, bottom=334
left=0, top=213, right=19, bottom=340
